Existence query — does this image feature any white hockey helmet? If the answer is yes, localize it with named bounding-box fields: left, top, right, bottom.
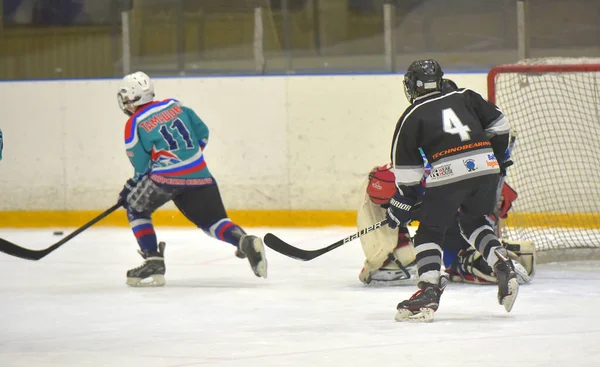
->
left=117, top=71, right=155, bottom=116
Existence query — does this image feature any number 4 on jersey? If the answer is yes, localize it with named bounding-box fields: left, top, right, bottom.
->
left=442, top=108, right=471, bottom=142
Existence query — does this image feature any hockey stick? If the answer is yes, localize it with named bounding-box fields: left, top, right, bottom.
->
left=263, top=218, right=389, bottom=261
left=0, top=202, right=123, bottom=261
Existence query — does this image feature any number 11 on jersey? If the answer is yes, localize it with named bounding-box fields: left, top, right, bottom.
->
left=159, top=118, right=194, bottom=151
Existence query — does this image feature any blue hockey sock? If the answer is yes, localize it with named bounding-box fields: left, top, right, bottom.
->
left=204, top=218, right=245, bottom=247
left=443, top=247, right=459, bottom=269
left=128, top=212, right=158, bottom=254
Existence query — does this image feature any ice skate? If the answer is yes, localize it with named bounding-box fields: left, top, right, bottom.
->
left=493, top=247, right=519, bottom=312
left=238, top=235, right=268, bottom=278
left=368, top=263, right=418, bottom=286
left=126, top=242, right=166, bottom=287
left=234, top=247, right=247, bottom=259
left=395, top=275, right=448, bottom=323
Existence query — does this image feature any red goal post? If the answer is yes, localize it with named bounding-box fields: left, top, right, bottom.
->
left=486, top=58, right=600, bottom=263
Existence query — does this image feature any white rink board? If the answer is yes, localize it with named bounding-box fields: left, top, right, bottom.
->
left=0, top=227, right=599, bottom=367
left=0, top=74, right=486, bottom=211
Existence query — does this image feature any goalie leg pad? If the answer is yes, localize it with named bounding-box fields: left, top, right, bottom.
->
left=503, top=240, right=536, bottom=283
left=367, top=262, right=418, bottom=286
left=446, top=248, right=497, bottom=284
left=357, top=192, right=416, bottom=285
left=359, top=230, right=417, bottom=286
left=446, top=242, right=535, bottom=285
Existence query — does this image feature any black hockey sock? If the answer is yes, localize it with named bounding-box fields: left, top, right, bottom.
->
left=413, top=226, right=444, bottom=278
left=466, top=225, right=503, bottom=265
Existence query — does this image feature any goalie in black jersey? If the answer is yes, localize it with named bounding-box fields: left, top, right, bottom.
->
left=386, top=60, right=519, bottom=322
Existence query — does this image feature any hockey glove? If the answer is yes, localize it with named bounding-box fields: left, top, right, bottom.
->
left=386, top=191, right=417, bottom=229
left=499, top=159, right=513, bottom=176
left=119, top=178, right=138, bottom=205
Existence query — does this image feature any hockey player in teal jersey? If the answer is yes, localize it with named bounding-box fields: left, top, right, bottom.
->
left=117, top=71, right=267, bottom=287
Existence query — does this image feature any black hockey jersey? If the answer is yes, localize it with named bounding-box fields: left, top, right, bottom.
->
left=390, top=88, right=510, bottom=191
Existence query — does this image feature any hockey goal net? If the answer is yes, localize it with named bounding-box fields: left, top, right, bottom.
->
left=488, top=57, right=600, bottom=264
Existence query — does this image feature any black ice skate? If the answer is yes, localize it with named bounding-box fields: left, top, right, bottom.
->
left=238, top=235, right=268, bottom=278
left=395, top=275, right=448, bottom=323
left=493, top=247, right=519, bottom=312
left=126, top=242, right=166, bottom=287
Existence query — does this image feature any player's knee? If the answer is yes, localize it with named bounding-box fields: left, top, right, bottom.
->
left=127, top=206, right=151, bottom=222
left=194, top=214, right=226, bottom=232
left=415, top=225, right=445, bottom=245
left=457, top=214, right=489, bottom=238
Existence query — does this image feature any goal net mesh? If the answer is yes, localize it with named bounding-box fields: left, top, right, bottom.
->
left=489, top=57, right=600, bottom=263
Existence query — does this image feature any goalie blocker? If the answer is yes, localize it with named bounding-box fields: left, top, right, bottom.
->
left=357, top=164, right=535, bottom=286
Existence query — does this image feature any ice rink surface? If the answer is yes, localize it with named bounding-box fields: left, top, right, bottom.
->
left=1, top=227, right=600, bottom=367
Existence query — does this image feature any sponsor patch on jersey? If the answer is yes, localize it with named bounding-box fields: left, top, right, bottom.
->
left=428, top=164, right=454, bottom=179
left=432, top=141, right=491, bottom=160
left=151, top=175, right=214, bottom=186
left=486, top=154, right=499, bottom=168
left=463, top=159, right=478, bottom=172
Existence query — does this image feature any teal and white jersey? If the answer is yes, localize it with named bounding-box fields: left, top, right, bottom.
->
left=124, top=99, right=213, bottom=185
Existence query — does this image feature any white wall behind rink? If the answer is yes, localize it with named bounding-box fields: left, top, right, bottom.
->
left=0, top=73, right=487, bottom=211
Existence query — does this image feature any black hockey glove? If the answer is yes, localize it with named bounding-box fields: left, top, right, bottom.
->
left=386, top=191, right=417, bottom=229
left=499, top=159, right=513, bottom=176
left=119, top=178, right=138, bottom=205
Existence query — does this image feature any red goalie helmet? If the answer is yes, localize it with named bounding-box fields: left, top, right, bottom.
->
left=367, top=164, right=397, bottom=205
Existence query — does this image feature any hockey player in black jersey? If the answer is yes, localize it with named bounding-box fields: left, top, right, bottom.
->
left=386, top=60, right=519, bottom=322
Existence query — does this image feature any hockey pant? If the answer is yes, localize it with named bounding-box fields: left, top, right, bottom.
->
left=125, top=175, right=247, bottom=254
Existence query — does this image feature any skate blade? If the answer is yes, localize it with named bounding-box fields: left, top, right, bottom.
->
left=126, top=274, right=166, bottom=287
left=248, top=237, right=268, bottom=279
left=394, top=308, right=435, bottom=323
left=367, top=278, right=418, bottom=286
left=501, top=278, right=520, bottom=312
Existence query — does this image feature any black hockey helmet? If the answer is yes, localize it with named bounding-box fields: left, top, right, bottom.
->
left=403, top=59, right=444, bottom=103
left=441, top=78, right=458, bottom=93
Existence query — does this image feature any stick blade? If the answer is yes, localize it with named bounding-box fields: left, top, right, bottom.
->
left=0, top=238, right=45, bottom=261
left=263, top=233, right=318, bottom=261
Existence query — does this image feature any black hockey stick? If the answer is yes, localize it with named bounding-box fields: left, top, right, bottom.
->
left=263, top=218, right=389, bottom=261
left=0, top=201, right=123, bottom=261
